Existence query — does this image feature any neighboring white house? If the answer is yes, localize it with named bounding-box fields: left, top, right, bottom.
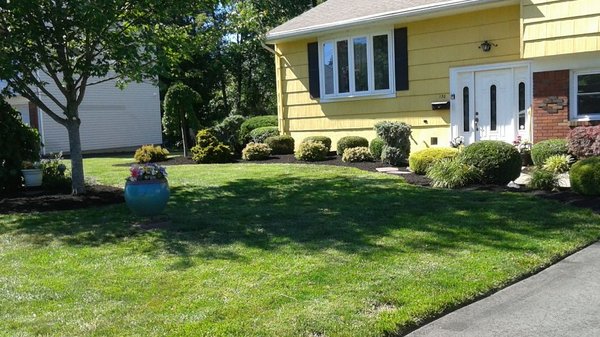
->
left=4, top=74, right=162, bottom=155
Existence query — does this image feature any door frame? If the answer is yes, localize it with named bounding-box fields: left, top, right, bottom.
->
left=449, top=61, right=532, bottom=145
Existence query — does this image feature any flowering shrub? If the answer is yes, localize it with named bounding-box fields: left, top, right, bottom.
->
left=127, top=163, right=168, bottom=182
left=513, top=135, right=532, bottom=153
left=568, top=125, right=600, bottom=158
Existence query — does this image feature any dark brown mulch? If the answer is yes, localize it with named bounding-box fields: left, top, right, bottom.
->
left=0, top=185, right=124, bottom=214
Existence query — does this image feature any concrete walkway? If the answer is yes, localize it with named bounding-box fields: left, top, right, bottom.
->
left=406, top=242, right=600, bottom=337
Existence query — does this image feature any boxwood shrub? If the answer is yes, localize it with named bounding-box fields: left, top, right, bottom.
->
left=342, top=147, right=373, bottom=162
left=265, top=135, right=295, bottom=155
left=239, top=115, right=278, bottom=143
left=409, top=147, right=458, bottom=175
left=570, top=156, right=600, bottom=196
left=369, top=137, right=384, bottom=160
left=301, top=136, right=332, bottom=152
left=336, top=136, right=369, bottom=156
left=249, top=126, right=279, bottom=143
left=459, top=140, right=522, bottom=185
left=295, top=140, right=328, bottom=161
left=242, top=142, right=272, bottom=161
left=531, top=139, right=568, bottom=167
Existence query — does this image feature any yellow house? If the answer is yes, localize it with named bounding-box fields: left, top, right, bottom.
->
left=265, top=0, right=600, bottom=151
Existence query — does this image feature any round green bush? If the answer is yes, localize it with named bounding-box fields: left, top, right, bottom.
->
left=369, top=138, right=384, bottom=160
left=570, top=156, right=600, bottom=196
left=249, top=126, right=279, bottom=143
left=134, top=145, right=170, bottom=163
left=409, top=147, right=458, bottom=175
left=336, top=136, right=369, bottom=156
left=301, top=136, right=332, bottom=152
left=191, top=129, right=233, bottom=163
left=239, top=115, right=278, bottom=143
left=459, top=140, right=522, bottom=185
left=342, top=147, right=373, bottom=162
left=242, top=142, right=272, bottom=161
left=295, top=140, right=328, bottom=161
left=531, top=139, right=568, bottom=167
left=264, top=135, right=294, bottom=155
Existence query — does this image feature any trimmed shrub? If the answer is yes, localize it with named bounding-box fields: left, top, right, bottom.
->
left=212, top=114, right=246, bottom=153
left=295, top=140, right=328, bottom=161
left=265, top=135, right=294, bottom=155
left=374, top=121, right=412, bottom=165
left=542, top=154, right=573, bottom=174
left=568, top=125, right=600, bottom=158
left=336, top=136, right=369, bottom=156
left=369, top=137, right=384, bottom=160
left=249, top=126, right=279, bottom=143
left=302, top=136, right=332, bottom=152
left=239, top=115, right=278, bottom=143
left=191, top=129, right=233, bottom=163
left=527, top=169, right=558, bottom=191
left=570, top=156, right=600, bottom=196
left=459, top=140, right=522, bottom=185
left=0, top=99, right=41, bottom=195
left=134, top=145, right=169, bottom=163
left=426, top=157, right=480, bottom=189
left=242, top=142, right=272, bottom=161
left=409, top=147, right=459, bottom=175
left=531, top=139, right=568, bottom=167
left=342, top=147, right=373, bottom=162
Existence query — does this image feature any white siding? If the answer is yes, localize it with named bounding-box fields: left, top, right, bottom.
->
left=38, top=73, right=162, bottom=154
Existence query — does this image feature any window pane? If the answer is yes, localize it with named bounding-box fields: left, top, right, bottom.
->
left=353, top=37, right=368, bottom=92
left=518, top=82, right=525, bottom=130
left=323, top=42, right=334, bottom=95
left=373, top=35, right=389, bottom=90
left=463, top=87, right=469, bottom=132
left=337, top=40, right=349, bottom=93
left=578, top=74, right=600, bottom=93
left=490, top=85, right=497, bottom=131
left=578, top=94, right=600, bottom=115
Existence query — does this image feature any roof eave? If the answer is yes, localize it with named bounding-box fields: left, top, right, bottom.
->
left=265, top=0, right=515, bottom=44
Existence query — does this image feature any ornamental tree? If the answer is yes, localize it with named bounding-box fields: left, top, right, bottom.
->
left=0, top=0, right=195, bottom=194
left=163, top=83, right=202, bottom=157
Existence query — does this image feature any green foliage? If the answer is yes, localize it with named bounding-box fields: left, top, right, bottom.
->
left=295, top=140, right=328, bottom=161
left=542, top=154, right=573, bottom=174
left=0, top=99, right=41, bottom=195
left=162, top=83, right=202, bottom=138
left=134, top=145, right=170, bottom=164
left=342, top=147, right=373, bottom=162
left=374, top=121, right=412, bottom=165
left=426, top=157, right=480, bottom=189
left=239, top=115, right=278, bottom=143
left=531, top=139, right=569, bottom=167
left=249, top=126, right=279, bottom=143
left=336, top=136, right=369, bottom=156
left=409, top=148, right=459, bottom=175
left=264, top=135, right=295, bottom=155
left=191, top=129, right=233, bottom=164
left=527, top=169, right=558, bottom=191
left=369, top=138, right=384, bottom=160
left=301, top=136, right=332, bottom=152
left=41, top=153, right=71, bottom=193
left=459, top=141, right=522, bottom=185
left=570, top=157, right=600, bottom=196
left=242, top=143, right=272, bottom=161
left=212, top=115, right=246, bottom=153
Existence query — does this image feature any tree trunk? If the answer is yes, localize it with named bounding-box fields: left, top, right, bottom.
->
left=181, top=122, right=188, bottom=158
left=66, top=119, right=86, bottom=195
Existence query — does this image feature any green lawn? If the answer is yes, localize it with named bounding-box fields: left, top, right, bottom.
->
left=1, top=157, right=599, bottom=337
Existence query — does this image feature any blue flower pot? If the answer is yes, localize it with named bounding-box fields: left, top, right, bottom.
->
left=124, top=180, right=170, bottom=216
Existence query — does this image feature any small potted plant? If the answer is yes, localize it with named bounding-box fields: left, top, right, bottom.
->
left=124, top=163, right=170, bottom=216
left=513, top=136, right=533, bottom=166
left=21, top=161, right=43, bottom=187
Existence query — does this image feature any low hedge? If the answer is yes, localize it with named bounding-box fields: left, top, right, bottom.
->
left=239, top=115, right=278, bottom=143
left=242, top=142, right=272, bottom=161
left=570, top=156, right=600, bottom=196
left=301, top=136, right=332, bottom=152
left=408, top=147, right=458, bottom=175
left=459, top=140, right=522, bottom=185
left=336, top=136, right=369, bottom=156
left=249, top=126, right=279, bottom=143
left=295, top=140, right=328, bottom=161
left=531, top=139, right=568, bottom=167
left=265, top=135, right=295, bottom=155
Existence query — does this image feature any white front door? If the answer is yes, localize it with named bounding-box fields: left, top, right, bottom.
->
left=451, top=63, right=531, bottom=145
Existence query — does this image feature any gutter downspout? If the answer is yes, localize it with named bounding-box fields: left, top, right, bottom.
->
left=260, top=39, right=288, bottom=136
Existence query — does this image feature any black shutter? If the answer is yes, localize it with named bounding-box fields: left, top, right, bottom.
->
left=307, top=42, right=320, bottom=99
left=394, top=27, right=409, bottom=91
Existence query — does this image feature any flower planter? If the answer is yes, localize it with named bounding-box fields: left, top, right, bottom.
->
left=124, top=180, right=170, bottom=216
left=22, top=169, right=43, bottom=187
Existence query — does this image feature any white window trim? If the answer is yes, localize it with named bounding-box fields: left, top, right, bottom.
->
left=318, top=29, right=396, bottom=102
left=570, top=69, right=600, bottom=121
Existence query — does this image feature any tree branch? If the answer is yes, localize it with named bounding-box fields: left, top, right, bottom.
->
left=7, top=78, right=68, bottom=126
left=86, top=75, right=120, bottom=87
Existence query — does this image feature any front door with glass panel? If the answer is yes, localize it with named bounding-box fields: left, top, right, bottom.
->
left=451, top=64, right=530, bottom=145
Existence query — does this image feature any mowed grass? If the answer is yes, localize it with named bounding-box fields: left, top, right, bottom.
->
left=1, top=157, right=599, bottom=337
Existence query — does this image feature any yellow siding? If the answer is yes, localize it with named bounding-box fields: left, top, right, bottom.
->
left=274, top=6, right=521, bottom=151
left=522, top=0, right=600, bottom=58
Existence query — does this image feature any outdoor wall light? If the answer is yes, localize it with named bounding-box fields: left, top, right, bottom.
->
left=479, top=40, right=497, bottom=52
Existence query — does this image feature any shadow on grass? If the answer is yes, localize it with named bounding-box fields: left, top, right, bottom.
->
left=2, top=172, right=598, bottom=262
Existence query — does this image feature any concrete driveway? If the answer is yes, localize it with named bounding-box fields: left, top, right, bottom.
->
left=406, top=242, right=600, bottom=337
